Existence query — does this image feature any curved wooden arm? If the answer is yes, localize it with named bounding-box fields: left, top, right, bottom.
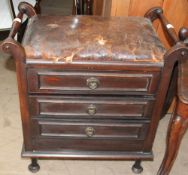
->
left=8, top=12, right=24, bottom=39
left=1, top=37, right=26, bottom=63
left=145, top=7, right=188, bottom=47
left=8, top=2, right=36, bottom=39
left=0, top=2, right=36, bottom=62
left=18, top=2, right=37, bottom=18
left=145, top=7, right=179, bottom=45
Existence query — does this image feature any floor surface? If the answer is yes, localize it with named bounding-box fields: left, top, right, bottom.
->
left=0, top=53, right=187, bottom=175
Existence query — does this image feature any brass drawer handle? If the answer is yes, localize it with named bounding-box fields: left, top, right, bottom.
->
left=87, top=104, right=97, bottom=115
left=85, top=127, right=95, bottom=137
left=86, top=77, right=100, bottom=90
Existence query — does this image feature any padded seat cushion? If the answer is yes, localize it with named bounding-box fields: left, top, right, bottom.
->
left=23, top=15, right=166, bottom=65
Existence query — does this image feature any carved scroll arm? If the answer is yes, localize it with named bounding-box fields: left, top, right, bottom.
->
left=145, top=7, right=188, bottom=46
left=0, top=2, right=36, bottom=62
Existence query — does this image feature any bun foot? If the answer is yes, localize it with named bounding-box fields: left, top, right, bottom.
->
left=28, top=158, right=40, bottom=173
left=132, top=160, right=143, bottom=174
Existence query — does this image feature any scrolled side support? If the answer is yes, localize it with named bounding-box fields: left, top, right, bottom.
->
left=144, top=43, right=188, bottom=151
left=0, top=2, right=35, bottom=60
left=145, top=7, right=179, bottom=45
left=18, top=2, right=37, bottom=18
left=145, top=7, right=188, bottom=47
left=1, top=38, right=26, bottom=63
left=155, top=45, right=188, bottom=175
left=144, top=7, right=163, bottom=22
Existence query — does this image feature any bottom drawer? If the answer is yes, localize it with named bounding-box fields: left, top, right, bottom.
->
left=32, top=119, right=149, bottom=152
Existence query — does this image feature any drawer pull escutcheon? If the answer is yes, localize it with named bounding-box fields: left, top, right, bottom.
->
left=85, top=127, right=95, bottom=137
left=87, top=77, right=100, bottom=90
left=87, top=104, right=97, bottom=115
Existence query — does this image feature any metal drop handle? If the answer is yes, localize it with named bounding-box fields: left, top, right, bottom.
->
left=86, top=77, right=100, bottom=90
left=85, top=127, right=95, bottom=137
left=87, top=104, right=97, bottom=115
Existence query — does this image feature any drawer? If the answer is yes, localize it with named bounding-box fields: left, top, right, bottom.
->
left=27, top=69, right=160, bottom=95
left=29, top=96, right=154, bottom=119
left=32, top=119, right=149, bottom=151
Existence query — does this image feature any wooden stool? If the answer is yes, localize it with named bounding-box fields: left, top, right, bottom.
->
left=1, top=3, right=188, bottom=174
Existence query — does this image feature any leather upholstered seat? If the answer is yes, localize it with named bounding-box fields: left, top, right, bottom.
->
left=22, top=15, right=166, bottom=65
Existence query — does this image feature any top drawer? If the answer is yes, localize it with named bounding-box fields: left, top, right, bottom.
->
left=27, top=69, right=160, bottom=95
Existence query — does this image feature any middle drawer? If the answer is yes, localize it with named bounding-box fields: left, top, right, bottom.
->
left=29, top=96, right=154, bottom=119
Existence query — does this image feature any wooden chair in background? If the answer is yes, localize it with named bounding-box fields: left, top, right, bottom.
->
left=74, top=0, right=93, bottom=15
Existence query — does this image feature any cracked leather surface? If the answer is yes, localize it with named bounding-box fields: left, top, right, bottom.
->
left=22, top=15, right=166, bottom=65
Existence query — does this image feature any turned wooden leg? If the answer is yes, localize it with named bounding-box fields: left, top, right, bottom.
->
left=157, top=101, right=188, bottom=175
left=28, top=158, right=40, bottom=173
left=132, top=160, right=143, bottom=174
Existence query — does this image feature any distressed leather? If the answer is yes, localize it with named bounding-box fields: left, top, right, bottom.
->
left=23, top=15, right=166, bottom=65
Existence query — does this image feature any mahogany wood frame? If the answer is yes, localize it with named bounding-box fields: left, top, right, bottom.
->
left=1, top=2, right=188, bottom=175
left=145, top=7, right=188, bottom=175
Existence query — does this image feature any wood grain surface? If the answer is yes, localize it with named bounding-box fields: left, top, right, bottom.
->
left=103, top=0, right=188, bottom=48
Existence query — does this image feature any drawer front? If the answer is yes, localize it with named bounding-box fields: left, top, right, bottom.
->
left=29, top=96, right=154, bottom=119
left=27, top=69, right=160, bottom=95
left=34, top=138, right=145, bottom=152
left=32, top=119, right=149, bottom=151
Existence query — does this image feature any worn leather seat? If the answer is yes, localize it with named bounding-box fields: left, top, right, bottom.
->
left=23, top=15, right=166, bottom=65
